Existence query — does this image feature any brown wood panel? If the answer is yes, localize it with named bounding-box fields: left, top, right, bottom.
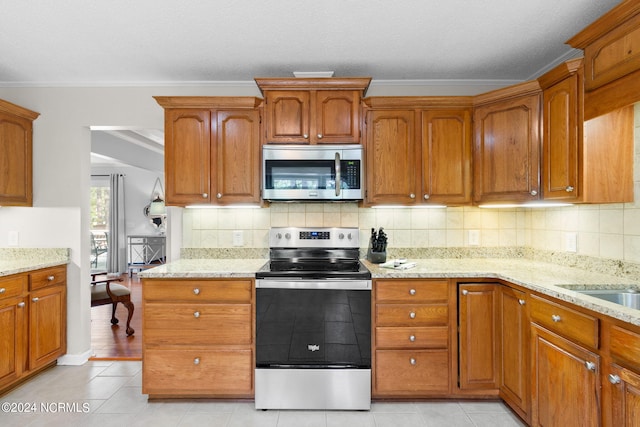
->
left=376, top=304, right=448, bottom=326
left=376, top=280, right=448, bottom=303
left=143, top=279, right=252, bottom=303
left=265, top=91, right=309, bottom=143
left=29, top=285, right=66, bottom=370
left=29, top=266, right=66, bottom=291
left=0, top=296, right=26, bottom=389
left=530, top=294, right=599, bottom=349
left=0, top=106, right=35, bottom=206
left=374, top=349, right=449, bottom=395
left=314, top=90, right=360, bottom=143
left=143, top=348, right=253, bottom=396
left=610, top=325, right=640, bottom=368
left=0, top=274, right=27, bottom=299
left=609, top=363, right=640, bottom=427
left=375, top=326, right=448, bottom=349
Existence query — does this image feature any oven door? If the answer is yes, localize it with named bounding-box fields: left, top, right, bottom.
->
left=262, top=145, right=363, bottom=201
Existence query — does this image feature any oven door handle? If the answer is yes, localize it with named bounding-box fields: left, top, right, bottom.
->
left=256, top=279, right=371, bottom=290
left=335, top=151, right=341, bottom=197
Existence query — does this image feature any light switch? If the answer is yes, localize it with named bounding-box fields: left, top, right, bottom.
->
left=468, top=230, right=480, bottom=246
left=565, top=232, right=577, bottom=252
left=8, top=230, right=19, bottom=247
left=232, top=230, right=244, bottom=247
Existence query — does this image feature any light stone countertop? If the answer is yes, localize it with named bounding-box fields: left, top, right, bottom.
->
left=0, top=248, right=70, bottom=277
left=137, top=256, right=640, bottom=327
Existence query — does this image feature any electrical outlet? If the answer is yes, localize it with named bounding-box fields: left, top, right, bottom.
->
left=8, top=230, right=19, bottom=247
left=565, top=232, right=578, bottom=253
left=468, top=230, right=480, bottom=246
left=232, top=230, right=244, bottom=247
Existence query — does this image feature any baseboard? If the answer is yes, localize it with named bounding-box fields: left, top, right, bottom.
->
left=57, top=349, right=93, bottom=366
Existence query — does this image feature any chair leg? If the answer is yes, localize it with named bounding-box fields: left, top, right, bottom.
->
left=110, top=302, right=119, bottom=325
left=123, top=300, right=135, bottom=336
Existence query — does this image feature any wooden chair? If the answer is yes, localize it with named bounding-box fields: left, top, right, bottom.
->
left=90, top=272, right=135, bottom=336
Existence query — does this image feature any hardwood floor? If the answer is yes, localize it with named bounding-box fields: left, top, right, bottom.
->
left=90, top=273, right=142, bottom=360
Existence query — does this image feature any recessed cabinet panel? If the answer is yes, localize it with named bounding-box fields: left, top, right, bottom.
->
left=315, top=91, right=360, bottom=143
left=266, top=91, right=309, bottom=143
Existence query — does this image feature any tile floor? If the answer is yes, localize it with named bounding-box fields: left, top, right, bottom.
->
left=0, top=361, right=525, bottom=427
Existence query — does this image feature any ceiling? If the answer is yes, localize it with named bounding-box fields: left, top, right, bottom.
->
left=0, top=0, right=622, bottom=86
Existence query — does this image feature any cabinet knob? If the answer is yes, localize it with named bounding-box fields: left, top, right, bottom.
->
left=202, top=193, right=208, bottom=198
left=409, top=311, right=416, bottom=319
left=317, top=134, right=323, bottom=139
left=216, top=193, right=222, bottom=199
left=409, top=335, right=416, bottom=342
left=47, top=275, right=55, bottom=281
left=193, top=288, right=200, bottom=295
left=551, top=314, right=561, bottom=322
left=193, top=311, right=200, bottom=318
left=423, top=194, right=430, bottom=200
left=409, top=289, right=416, bottom=296
left=530, top=190, right=538, bottom=196
left=461, top=289, right=469, bottom=296
left=0, top=288, right=5, bottom=294
left=566, top=186, right=574, bottom=192
left=194, top=357, right=200, bottom=365
left=17, top=302, right=25, bottom=308
left=518, top=299, right=526, bottom=305
left=609, top=374, right=621, bottom=384
left=303, top=134, right=309, bottom=139
left=584, top=361, right=596, bottom=372
left=410, top=358, right=417, bottom=366
left=32, top=297, right=39, bottom=303
left=409, top=193, right=416, bottom=199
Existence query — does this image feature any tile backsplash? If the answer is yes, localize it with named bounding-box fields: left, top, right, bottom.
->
left=182, top=103, right=640, bottom=265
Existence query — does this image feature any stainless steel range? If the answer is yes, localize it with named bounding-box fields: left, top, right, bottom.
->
left=255, top=227, right=372, bottom=410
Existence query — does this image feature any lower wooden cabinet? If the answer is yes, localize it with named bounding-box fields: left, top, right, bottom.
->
left=142, top=278, right=254, bottom=398
left=608, top=363, right=640, bottom=426
left=0, top=265, right=66, bottom=394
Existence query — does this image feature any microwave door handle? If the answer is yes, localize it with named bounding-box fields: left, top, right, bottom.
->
left=335, top=152, right=341, bottom=197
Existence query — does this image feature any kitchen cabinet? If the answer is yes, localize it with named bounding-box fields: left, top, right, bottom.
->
left=373, top=279, right=452, bottom=396
left=255, top=77, right=371, bottom=144
left=142, top=278, right=254, bottom=397
left=458, top=283, right=498, bottom=390
left=0, top=265, right=66, bottom=395
left=530, top=294, right=601, bottom=426
left=567, top=1, right=640, bottom=119
left=362, top=97, right=472, bottom=206
left=0, top=98, right=39, bottom=207
left=538, top=58, right=634, bottom=203
left=473, top=81, right=542, bottom=204
left=607, top=364, right=640, bottom=427
left=154, top=97, right=262, bottom=206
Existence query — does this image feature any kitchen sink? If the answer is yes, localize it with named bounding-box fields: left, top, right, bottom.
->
left=574, top=289, right=640, bottom=309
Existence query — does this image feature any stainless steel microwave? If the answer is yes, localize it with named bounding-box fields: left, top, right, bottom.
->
left=262, top=144, right=364, bottom=201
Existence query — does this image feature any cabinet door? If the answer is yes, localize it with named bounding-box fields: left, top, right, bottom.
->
left=609, top=364, right=640, bottom=427
left=531, top=324, right=600, bottom=427
left=421, top=109, right=472, bottom=205
left=0, top=111, right=32, bottom=206
left=265, top=91, right=310, bottom=144
left=0, top=297, right=26, bottom=389
left=214, top=109, right=261, bottom=204
left=458, top=283, right=498, bottom=390
left=542, top=73, right=580, bottom=200
left=473, top=93, right=541, bottom=203
left=29, top=285, right=66, bottom=370
left=499, top=287, right=529, bottom=421
left=365, top=109, right=419, bottom=205
left=314, top=90, right=360, bottom=143
left=164, top=109, right=211, bottom=205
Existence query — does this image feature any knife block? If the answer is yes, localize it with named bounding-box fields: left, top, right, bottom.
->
left=366, top=239, right=386, bottom=264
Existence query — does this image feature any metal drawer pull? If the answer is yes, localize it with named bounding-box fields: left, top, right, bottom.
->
left=409, top=335, right=416, bottom=342
left=0, top=288, right=5, bottom=294
left=194, top=358, right=200, bottom=365
left=585, top=361, right=596, bottom=372
left=202, top=193, right=208, bottom=198
left=193, top=288, right=200, bottom=295
left=609, top=374, right=621, bottom=384
left=461, top=289, right=469, bottom=296
left=410, top=358, right=416, bottom=366
left=193, top=311, right=200, bottom=318
left=17, top=302, right=25, bottom=308
left=32, top=297, right=39, bottom=302
left=409, top=312, right=416, bottom=319
left=409, top=289, right=416, bottom=296
left=566, top=186, right=574, bottom=192
left=551, top=314, right=561, bottom=322
left=48, top=275, right=55, bottom=281
left=518, top=299, right=525, bottom=305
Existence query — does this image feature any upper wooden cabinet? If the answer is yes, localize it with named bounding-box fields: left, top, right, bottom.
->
left=255, top=77, right=371, bottom=144
left=154, top=97, right=262, bottom=206
left=567, top=1, right=640, bottom=119
left=363, top=97, right=472, bottom=206
left=0, top=98, right=39, bottom=206
left=473, top=82, right=542, bottom=204
left=538, top=59, right=634, bottom=204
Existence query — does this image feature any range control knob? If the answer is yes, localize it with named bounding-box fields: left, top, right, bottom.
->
left=275, top=233, right=282, bottom=240
left=284, top=233, right=291, bottom=240
left=347, top=233, right=353, bottom=240
left=338, top=233, right=345, bottom=240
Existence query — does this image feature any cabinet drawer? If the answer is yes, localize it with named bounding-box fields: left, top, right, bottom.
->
left=143, top=348, right=253, bottom=396
left=376, top=280, right=448, bottom=302
left=0, top=275, right=27, bottom=299
left=29, top=266, right=66, bottom=291
left=144, top=303, right=252, bottom=345
left=376, top=326, right=448, bottom=349
left=143, top=279, right=252, bottom=303
left=375, top=349, right=449, bottom=394
left=530, top=294, right=599, bottom=348
left=610, top=325, right=640, bottom=368
left=376, top=304, right=448, bottom=326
